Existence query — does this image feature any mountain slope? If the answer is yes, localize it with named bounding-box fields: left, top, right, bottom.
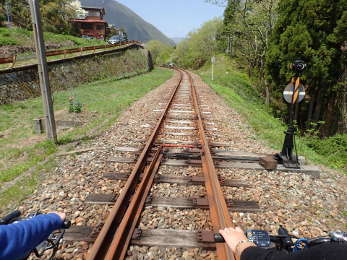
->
left=80, top=0, right=175, bottom=46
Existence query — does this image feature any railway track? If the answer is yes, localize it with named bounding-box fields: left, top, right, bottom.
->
left=86, top=68, right=235, bottom=260
left=62, top=68, right=320, bottom=259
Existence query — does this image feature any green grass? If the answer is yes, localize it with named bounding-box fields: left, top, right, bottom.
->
left=0, top=27, right=125, bottom=70
left=199, top=56, right=346, bottom=174
left=0, top=68, right=173, bottom=210
left=0, top=142, right=56, bottom=184
left=0, top=158, right=56, bottom=210
left=0, top=27, right=104, bottom=48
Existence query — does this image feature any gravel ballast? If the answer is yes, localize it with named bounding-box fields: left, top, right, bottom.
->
left=3, top=70, right=345, bottom=260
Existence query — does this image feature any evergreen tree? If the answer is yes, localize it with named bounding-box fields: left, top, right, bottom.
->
left=266, top=0, right=347, bottom=136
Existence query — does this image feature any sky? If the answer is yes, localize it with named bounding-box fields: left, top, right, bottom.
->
left=115, top=0, right=225, bottom=38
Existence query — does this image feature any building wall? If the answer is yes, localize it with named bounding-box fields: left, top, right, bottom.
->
left=76, top=22, right=106, bottom=39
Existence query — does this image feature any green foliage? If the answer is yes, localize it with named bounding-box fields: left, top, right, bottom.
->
left=267, top=0, right=345, bottom=87
left=145, top=40, right=174, bottom=65
left=173, top=18, right=223, bottom=69
left=303, top=134, right=347, bottom=170
left=4, top=0, right=77, bottom=34
left=0, top=28, right=18, bottom=45
left=0, top=141, right=57, bottom=183
left=223, top=0, right=240, bottom=30
left=0, top=9, right=5, bottom=25
left=266, top=0, right=347, bottom=135
left=68, top=98, right=82, bottom=113
left=0, top=27, right=104, bottom=48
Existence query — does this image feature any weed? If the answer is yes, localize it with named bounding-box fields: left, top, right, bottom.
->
left=68, top=98, right=82, bottom=113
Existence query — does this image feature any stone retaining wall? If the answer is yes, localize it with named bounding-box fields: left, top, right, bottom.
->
left=0, top=44, right=152, bottom=105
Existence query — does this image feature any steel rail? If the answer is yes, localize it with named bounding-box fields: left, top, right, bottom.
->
left=188, top=72, right=235, bottom=260
left=105, top=148, right=163, bottom=259
left=87, top=69, right=183, bottom=260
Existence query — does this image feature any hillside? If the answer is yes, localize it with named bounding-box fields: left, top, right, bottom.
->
left=80, top=0, right=175, bottom=46
left=0, top=27, right=104, bottom=57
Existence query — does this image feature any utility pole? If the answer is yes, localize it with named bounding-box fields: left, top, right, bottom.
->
left=28, top=0, right=57, bottom=143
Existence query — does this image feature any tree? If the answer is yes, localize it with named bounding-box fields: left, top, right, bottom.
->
left=266, top=0, right=347, bottom=136
left=145, top=40, right=173, bottom=65
left=174, top=18, right=223, bottom=69
left=221, top=0, right=279, bottom=105
left=4, top=0, right=77, bottom=34
left=0, top=1, right=6, bottom=26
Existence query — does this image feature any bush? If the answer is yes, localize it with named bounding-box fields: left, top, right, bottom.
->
left=304, top=134, right=347, bottom=169
left=68, top=99, right=82, bottom=113
left=0, top=37, right=18, bottom=46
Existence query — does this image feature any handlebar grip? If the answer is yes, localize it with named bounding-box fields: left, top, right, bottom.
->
left=62, top=220, right=71, bottom=229
left=0, top=210, right=21, bottom=225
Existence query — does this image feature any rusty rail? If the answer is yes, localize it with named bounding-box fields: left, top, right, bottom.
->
left=87, top=69, right=235, bottom=260
left=188, top=72, right=235, bottom=260
left=0, top=40, right=141, bottom=67
left=87, top=69, right=183, bottom=260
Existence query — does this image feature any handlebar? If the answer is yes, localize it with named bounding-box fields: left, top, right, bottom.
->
left=62, top=220, right=71, bottom=229
left=0, top=210, right=21, bottom=225
left=1, top=210, right=70, bottom=260
left=214, top=227, right=347, bottom=252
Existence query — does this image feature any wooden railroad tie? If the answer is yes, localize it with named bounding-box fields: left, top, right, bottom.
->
left=103, top=173, right=251, bottom=188
left=85, top=194, right=260, bottom=213
left=64, top=228, right=248, bottom=249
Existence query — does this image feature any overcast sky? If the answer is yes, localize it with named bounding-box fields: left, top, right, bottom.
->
left=115, top=0, right=225, bottom=38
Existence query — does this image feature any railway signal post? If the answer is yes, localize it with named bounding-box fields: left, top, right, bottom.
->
left=28, top=0, right=57, bottom=143
left=276, top=60, right=306, bottom=168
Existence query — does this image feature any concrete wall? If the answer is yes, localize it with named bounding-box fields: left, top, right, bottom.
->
left=0, top=44, right=152, bottom=105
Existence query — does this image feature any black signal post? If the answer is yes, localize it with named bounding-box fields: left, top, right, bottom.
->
left=276, top=60, right=306, bottom=168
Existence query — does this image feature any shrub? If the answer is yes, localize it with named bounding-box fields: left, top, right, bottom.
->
left=0, top=38, right=18, bottom=46
left=68, top=99, right=82, bottom=113
left=304, top=134, right=347, bottom=169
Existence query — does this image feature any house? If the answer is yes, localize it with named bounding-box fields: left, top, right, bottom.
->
left=71, top=7, right=108, bottom=40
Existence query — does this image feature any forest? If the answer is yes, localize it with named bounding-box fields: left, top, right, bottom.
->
left=170, top=0, right=347, bottom=139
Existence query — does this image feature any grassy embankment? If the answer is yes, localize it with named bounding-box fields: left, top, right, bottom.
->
left=0, top=27, right=104, bottom=47
left=0, top=68, right=173, bottom=210
left=199, top=56, right=346, bottom=174
left=0, top=27, right=115, bottom=69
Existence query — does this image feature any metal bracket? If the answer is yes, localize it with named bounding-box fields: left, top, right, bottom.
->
left=145, top=195, right=153, bottom=204
left=197, top=231, right=225, bottom=243
left=132, top=229, right=142, bottom=240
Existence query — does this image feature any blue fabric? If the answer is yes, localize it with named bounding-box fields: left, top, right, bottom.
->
left=0, top=213, right=63, bottom=260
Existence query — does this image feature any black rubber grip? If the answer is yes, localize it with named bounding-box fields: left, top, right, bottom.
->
left=62, top=220, right=71, bottom=229
left=0, top=210, right=21, bottom=225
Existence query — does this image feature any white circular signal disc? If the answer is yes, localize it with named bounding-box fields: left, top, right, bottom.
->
left=283, top=83, right=305, bottom=104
